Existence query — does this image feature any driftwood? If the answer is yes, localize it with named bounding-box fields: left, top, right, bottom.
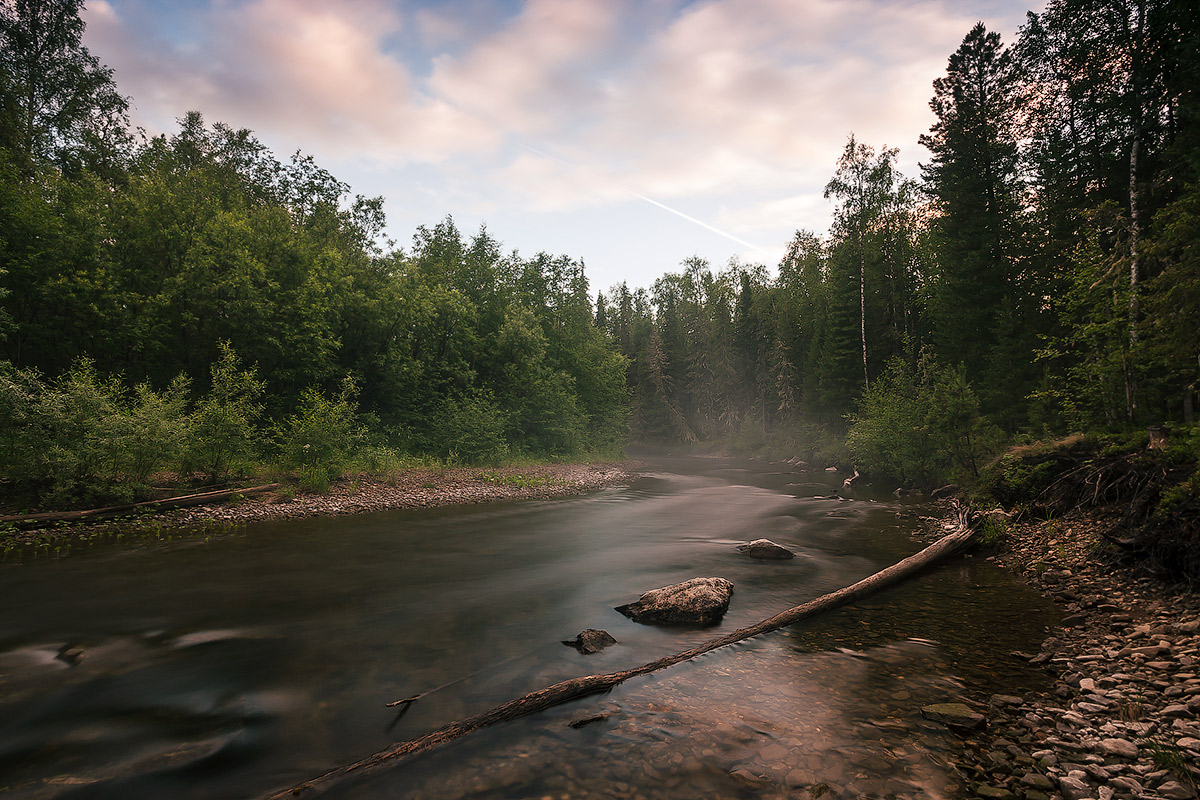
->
left=0, top=484, right=280, bottom=529
left=259, top=504, right=982, bottom=800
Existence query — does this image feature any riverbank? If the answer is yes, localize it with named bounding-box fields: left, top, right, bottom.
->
left=926, top=508, right=1200, bottom=800
left=0, top=461, right=640, bottom=552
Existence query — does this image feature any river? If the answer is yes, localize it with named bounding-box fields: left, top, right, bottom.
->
left=0, top=456, right=1058, bottom=799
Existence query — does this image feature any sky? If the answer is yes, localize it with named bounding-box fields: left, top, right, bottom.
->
left=81, top=0, right=1042, bottom=294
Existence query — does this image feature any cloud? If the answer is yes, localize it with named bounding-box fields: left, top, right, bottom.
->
left=84, top=0, right=495, bottom=161
left=81, top=0, right=1035, bottom=277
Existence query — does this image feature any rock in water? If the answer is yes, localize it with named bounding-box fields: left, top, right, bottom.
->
left=920, top=702, right=985, bottom=730
left=615, top=577, right=734, bottom=625
left=561, top=628, right=617, bottom=654
left=737, top=539, right=796, bottom=560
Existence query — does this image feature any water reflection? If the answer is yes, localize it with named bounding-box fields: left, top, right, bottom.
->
left=0, top=457, right=1057, bottom=799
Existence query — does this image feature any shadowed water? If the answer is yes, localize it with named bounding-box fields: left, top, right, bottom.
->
left=0, top=456, right=1058, bottom=799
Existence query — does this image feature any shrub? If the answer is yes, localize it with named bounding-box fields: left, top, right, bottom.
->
left=846, top=352, right=1000, bottom=488
left=275, top=377, right=365, bottom=484
left=0, top=360, right=191, bottom=505
left=184, top=343, right=264, bottom=482
left=431, top=393, right=510, bottom=465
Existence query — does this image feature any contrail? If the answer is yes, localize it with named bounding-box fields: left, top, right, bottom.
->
left=630, top=192, right=768, bottom=255
left=521, top=144, right=770, bottom=257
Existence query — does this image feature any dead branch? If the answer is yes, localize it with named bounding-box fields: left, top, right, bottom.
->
left=258, top=504, right=982, bottom=800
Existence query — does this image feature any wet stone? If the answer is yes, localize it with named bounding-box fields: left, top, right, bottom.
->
left=921, top=702, right=986, bottom=730
left=615, top=577, right=734, bottom=626
left=562, top=628, right=618, bottom=654
left=737, top=538, right=797, bottom=560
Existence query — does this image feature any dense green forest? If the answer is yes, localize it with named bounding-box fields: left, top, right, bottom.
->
left=1, top=0, right=1198, bottom=506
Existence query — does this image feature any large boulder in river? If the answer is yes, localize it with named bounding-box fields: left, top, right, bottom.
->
left=615, top=577, right=733, bottom=626
left=561, top=629, right=617, bottom=654
left=737, top=539, right=796, bottom=560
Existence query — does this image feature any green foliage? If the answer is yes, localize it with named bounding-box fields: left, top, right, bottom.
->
left=0, top=359, right=190, bottom=505
left=430, top=394, right=510, bottom=466
left=846, top=354, right=1000, bottom=488
left=184, top=343, right=264, bottom=482
left=978, top=515, right=1009, bottom=547
left=479, top=471, right=557, bottom=488
left=275, top=377, right=364, bottom=484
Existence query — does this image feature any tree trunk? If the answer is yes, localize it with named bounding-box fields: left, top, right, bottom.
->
left=860, top=238, right=870, bottom=392
left=259, top=507, right=982, bottom=800
left=1125, top=0, right=1146, bottom=423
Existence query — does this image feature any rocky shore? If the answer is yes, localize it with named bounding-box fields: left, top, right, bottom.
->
left=931, top=510, right=1200, bottom=800
left=1, top=461, right=638, bottom=549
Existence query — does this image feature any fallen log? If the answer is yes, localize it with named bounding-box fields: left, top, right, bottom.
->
left=260, top=504, right=981, bottom=800
left=0, top=484, right=281, bottom=529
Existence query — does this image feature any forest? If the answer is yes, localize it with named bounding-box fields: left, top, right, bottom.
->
left=1, top=0, right=1198, bottom=506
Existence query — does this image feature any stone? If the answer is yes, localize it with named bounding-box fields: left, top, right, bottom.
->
left=561, top=628, right=617, bottom=654
left=1158, top=781, right=1197, bottom=800
left=56, top=646, right=85, bottom=666
left=737, top=538, right=796, bottom=560
left=1095, top=738, right=1139, bottom=758
left=974, top=786, right=1016, bottom=799
left=921, top=702, right=986, bottom=730
left=615, top=577, right=734, bottom=625
left=1162, top=704, right=1192, bottom=717
left=1176, top=736, right=1200, bottom=751
left=1109, top=776, right=1143, bottom=793
left=1020, top=772, right=1055, bottom=790
left=1124, top=644, right=1169, bottom=658
left=1058, top=775, right=1092, bottom=800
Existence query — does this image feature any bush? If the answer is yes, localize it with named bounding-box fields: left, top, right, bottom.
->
left=846, top=353, right=1000, bottom=488
left=275, top=377, right=365, bottom=484
left=431, top=393, right=510, bottom=465
left=184, top=343, right=264, bottom=481
left=0, top=360, right=191, bottom=505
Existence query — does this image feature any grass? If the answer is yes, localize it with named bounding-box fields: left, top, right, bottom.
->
left=1140, top=737, right=1199, bottom=791
left=478, top=471, right=562, bottom=489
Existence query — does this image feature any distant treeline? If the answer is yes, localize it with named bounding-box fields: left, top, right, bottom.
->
left=600, top=3, right=1200, bottom=486
left=2, top=0, right=1199, bottom=503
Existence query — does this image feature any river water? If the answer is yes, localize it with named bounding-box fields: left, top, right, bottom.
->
left=0, top=456, right=1058, bottom=799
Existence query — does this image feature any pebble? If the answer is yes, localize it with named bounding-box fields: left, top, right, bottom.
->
left=938, top=510, right=1200, bottom=800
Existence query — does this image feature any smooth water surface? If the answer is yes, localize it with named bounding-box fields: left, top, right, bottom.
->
left=0, top=457, right=1058, bottom=799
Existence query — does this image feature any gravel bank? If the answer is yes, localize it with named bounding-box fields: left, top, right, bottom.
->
left=166, top=461, right=639, bottom=525
left=1, top=461, right=640, bottom=549
left=927, top=510, right=1200, bottom=800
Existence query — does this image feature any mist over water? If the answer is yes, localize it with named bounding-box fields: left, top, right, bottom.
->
left=0, top=456, right=1057, bottom=799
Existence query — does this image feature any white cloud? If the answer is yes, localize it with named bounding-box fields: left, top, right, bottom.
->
left=81, top=0, right=1037, bottom=284
left=85, top=0, right=496, bottom=161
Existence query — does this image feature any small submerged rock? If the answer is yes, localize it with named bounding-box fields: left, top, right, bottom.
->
left=561, top=629, right=617, bottom=654
left=615, top=577, right=734, bottom=625
left=737, top=539, right=796, bottom=560
left=920, top=702, right=986, bottom=730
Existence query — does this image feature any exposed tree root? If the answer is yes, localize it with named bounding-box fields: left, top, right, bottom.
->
left=257, top=504, right=982, bottom=800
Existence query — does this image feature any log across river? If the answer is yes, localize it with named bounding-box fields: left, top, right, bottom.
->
left=0, top=456, right=1059, bottom=800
